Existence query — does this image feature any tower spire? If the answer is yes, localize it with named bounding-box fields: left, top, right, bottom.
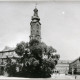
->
left=32, top=4, right=40, bottom=21
left=34, top=2, right=38, bottom=17
left=30, top=7, right=41, bottom=42
left=35, top=2, right=37, bottom=8
left=33, top=7, right=38, bottom=17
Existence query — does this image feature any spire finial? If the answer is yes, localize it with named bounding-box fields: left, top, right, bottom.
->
left=35, top=2, right=37, bottom=8
left=34, top=3, right=38, bottom=17
left=31, top=3, right=40, bottom=20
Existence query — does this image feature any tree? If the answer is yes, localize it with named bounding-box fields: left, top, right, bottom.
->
left=5, top=39, right=60, bottom=78
left=15, top=41, right=25, bottom=56
left=15, top=41, right=29, bottom=56
left=5, top=59, right=17, bottom=77
left=47, top=46, right=57, bottom=58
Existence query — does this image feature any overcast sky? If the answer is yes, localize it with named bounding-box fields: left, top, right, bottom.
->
left=0, top=1, right=80, bottom=60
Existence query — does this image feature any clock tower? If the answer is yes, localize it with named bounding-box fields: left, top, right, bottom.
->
left=30, top=8, right=41, bottom=42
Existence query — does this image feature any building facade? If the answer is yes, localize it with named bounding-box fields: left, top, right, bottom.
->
left=69, top=57, right=80, bottom=74
left=54, top=60, right=71, bottom=74
left=0, top=46, right=19, bottom=75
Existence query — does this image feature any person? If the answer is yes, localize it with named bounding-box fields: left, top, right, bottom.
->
left=75, top=75, right=77, bottom=79
left=1, top=67, right=4, bottom=75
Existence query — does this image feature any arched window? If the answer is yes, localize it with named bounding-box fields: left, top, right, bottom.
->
left=37, top=30, right=39, bottom=34
left=31, top=31, right=32, bottom=34
left=37, top=24, right=39, bottom=29
left=37, top=24, right=39, bottom=26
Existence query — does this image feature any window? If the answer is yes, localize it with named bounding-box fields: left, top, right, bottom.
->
left=37, top=24, right=39, bottom=29
left=31, top=31, right=32, bottom=34
left=37, top=30, right=39, bottom=34
left=37, top=24, right=39, bottom=26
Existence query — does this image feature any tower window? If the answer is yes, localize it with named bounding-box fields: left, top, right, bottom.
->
left=37, top=30, right=39, bottom=33
left=37, top=24, right=39, bottom=29
left=37, top=26, right=39, bottom=29
left=37, top=24, right=39, bottom=26
left=31, top=31, right=32, bottom=33
left=31, top=26, right=32, bottom=28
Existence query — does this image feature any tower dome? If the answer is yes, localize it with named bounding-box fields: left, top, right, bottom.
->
left=31, top=8, right=40, bottom=21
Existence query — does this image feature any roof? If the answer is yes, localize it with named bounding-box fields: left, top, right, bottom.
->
left=58, top=60, right=72, bottom=64
left=70, top=57, right=80, bottom=64
left=0, top=46, right=19, bottom=58
left=2, top=46, right=15, bottom=51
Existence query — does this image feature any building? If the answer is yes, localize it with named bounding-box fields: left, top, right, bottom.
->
left=69, top=57, right=80, bottom=74
left=0, top=46, right=19, bottom=75
left=54, top=60, right=71, bottom=74
left=0, top=7, right=66, bottom=76
left=0, top=7, right=42, bottom=75
left=30, top=7, right=41, bottom=42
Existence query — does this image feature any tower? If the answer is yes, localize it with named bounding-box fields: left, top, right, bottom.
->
left=30, top=7, right=41, bottom=42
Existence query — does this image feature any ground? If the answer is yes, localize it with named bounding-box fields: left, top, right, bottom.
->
left=0, top=74, right=80, bottom=79
left=51, top=74, right=80, bottom=79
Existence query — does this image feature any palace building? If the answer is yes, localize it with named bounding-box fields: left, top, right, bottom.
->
left=54, top=60, right=72, bottom=74
left=0, top=46, right=17, bottom=75
left=69, top=57, right=80, bottom=74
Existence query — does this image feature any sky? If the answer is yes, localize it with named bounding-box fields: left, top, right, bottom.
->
left=0, top=1, right=80, bottom=60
